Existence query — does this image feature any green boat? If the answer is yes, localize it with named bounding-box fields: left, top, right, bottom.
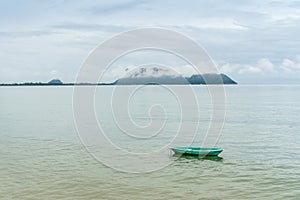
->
left=170, top=146, right=223, bottom=156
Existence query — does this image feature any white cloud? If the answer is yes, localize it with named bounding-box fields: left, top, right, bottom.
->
left=238, top=66, right=264, bottom=75
left=218, top=63, right=240, bottom=74
left=220, top=58, right=300, bottom=83
left=281, top=58, right=300, bottom=72
left=256, top=58, right=275, bottom=73
left=220, top=58, right=275, bottom=75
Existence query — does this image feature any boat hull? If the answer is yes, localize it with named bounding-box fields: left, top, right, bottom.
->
left=170, top=146, right=223, bottom=156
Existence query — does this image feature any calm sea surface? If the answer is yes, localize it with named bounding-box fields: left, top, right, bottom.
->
left=1, top=85, right=300, bottom=199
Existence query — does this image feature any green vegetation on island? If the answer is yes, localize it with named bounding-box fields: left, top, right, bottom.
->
left=0, top=73, right=237, bottom=86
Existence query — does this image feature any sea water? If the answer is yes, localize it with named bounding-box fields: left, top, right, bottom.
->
left=0, top=85, right=300, bottom=199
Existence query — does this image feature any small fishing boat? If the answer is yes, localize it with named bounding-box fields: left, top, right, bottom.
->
left=170, top=146, right=223, bottom=156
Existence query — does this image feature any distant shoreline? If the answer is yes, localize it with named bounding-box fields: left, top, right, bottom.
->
left=0, top=83, right=237, bottom=86
left=0, top=73, right=238, bottom=86
left=0, top=83, right=114, bottom=86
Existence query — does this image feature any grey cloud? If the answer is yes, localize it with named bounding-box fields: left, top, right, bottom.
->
left=50, top=22, right=133, bottom=32
left=0, top=0, right=300, bottom=83
left=0, top=30, right=56, bottom=38
left=87, top=0, right=148, bottom=14
left=268, top=1, right=300, bottom=8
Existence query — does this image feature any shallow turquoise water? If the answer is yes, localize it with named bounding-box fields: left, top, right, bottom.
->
left=1, top=85, right=300, bottom=199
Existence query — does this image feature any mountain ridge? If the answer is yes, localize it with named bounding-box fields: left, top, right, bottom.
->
left=116, top=73, right=237, bottom=85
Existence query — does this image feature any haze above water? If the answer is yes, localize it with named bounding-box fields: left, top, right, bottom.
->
left=1, top=85, right=300, bottom=199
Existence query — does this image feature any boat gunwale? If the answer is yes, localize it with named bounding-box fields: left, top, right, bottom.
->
left=170, top=146, right=223, bottom=156
left=170, top=146, right=223, bottom=151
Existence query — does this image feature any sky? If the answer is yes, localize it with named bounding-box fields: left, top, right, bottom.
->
left=0, top=0, right=300, bottom=84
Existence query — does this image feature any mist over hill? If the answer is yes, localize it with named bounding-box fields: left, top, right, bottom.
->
left=115, top=66, right=237, bottom=85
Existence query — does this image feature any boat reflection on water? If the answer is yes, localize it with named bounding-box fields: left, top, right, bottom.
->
left=170, top=152, right=223, bottom=162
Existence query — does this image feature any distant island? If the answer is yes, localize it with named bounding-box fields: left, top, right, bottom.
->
left=0, top=74, right=236, bottom=86
left=0, top=79, right=115, bottom=86
left=116, top=73, right=236, bottom=85
left=115, top=66, right=236, bottom=85
left=0, top=67, right=237, bottom=86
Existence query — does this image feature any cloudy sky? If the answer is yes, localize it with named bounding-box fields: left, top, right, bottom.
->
left=0, top=0, right=300, bottom=84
